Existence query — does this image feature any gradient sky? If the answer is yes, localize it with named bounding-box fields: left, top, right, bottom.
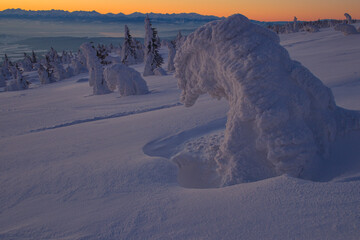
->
left=1, top=0, right=360, bottom=21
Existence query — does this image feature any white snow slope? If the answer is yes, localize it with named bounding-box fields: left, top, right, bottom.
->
left=1, top=25, right=360, bottom=239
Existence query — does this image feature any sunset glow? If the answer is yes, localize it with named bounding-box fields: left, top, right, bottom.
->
left=1, top=0, right=360, bottom=21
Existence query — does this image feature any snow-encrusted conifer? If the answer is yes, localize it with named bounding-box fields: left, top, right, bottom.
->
left=293, top=16, right=298, bottom=32
left=143, top=16, right=163, bottom=76
left=344, top=13, right=352, bottom=24
left=80, top=42, right=111, bottom=95
left=6, top=67, right=29, bottom=91
left=31, top=50, right=37, bottom=64
left=121, top=25, right=137, bottom=65
left=174, top=14, right=360, bottom=186
left=71, top=50, right=87, bottom=75
left=46, top=47, right=60, bottom=63
left=1, top=54, right=12, bottom=80
left=103, top=64, right=149, bottom=97
left=144, top=14, right=152, bottom=61
left=20, top=53, right=34, bottom=71
left=38, top=64, right=54, bottom=84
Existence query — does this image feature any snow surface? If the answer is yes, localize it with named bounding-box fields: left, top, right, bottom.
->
left=0, top=22, right=360, bottom=239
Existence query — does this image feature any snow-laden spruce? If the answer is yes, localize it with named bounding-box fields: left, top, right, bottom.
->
left=344, top=13, right=352, bottom=24
left=103, top=64, right=149, bottom=97
left=6, top=67, right=29, bottom=91
left=143, top=15, right=163, bottom=76
left=80, top=43, right=111, bottom=95
left=174, top=14, right=360, bottom=186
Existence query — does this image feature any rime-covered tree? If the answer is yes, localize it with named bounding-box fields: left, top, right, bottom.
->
left=21, top=53, right=33, bottom=71
left=31, top=50, right=37, bottom=64
left=121, top=25, right=137, bottom=65
left=6, top=66, right=29, bottom=91
left=143, top=16, right=163, bottom=76
left=80, top=42, right=111, bottom=95
left=1, top=54, right=12, bottom=80
left=103, top=64, right=149, bottom=97
left=46, top=47, right=60, bottom=63
left=96, top=44, right=111, bottom=65
left=71, top=50, right=87, bottom=75
left=38, top=64, right=54, bottom=84
left=344, top=13, right=352, bottom=24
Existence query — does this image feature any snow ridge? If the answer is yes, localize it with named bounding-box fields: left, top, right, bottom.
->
left=174, top=14, right=360, bottom=186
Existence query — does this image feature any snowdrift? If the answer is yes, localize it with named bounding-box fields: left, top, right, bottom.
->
left=174, top=14, right=360, bottom=186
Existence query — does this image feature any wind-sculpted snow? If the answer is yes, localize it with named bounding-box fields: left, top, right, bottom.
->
left=174, top=14, right=360, bottom=186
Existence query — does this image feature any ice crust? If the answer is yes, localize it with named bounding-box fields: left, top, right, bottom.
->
left=174, top=14, right=360, bottom=186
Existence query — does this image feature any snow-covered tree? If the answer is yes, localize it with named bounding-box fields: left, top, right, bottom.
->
left=143, top=16, right=163, bottom=76
left=174, top=14, right=360, bottom=186
left=144, top=14, right=152, bottom=61
left=121, top=25, right=138, bottom=65
left=1, top=54, right=12, bottom=80
left=103, top=64, right=149, bottom=97
left=71, top=50, right=87, bottom=75
left=20, top=53, right=34, bottom=71
left=80, top=42, right=111, bottom=95
left=344, top=13, right=352, bottom=24
left=38, top=64, right=54, bottom=84
left=163, top=40, right=176, bottom=71
left=293, top=16, right=299, bottom=32
left=46, top=47, right=60, bottom=63
left=61, top=51, right=72, bottom=64
left=6, top=66, right=29, bottom=91
left=52, top=61, right=67, bottom=81
left=31, top=50, right=37, bottom=64
left=96, top=44, right=111, bottom=65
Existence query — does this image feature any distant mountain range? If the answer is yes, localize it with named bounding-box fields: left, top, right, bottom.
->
left=0, top=9, right=221, bottom=23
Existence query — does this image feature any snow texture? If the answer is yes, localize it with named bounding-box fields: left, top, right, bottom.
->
left=334, top=24, right=358, bottom=35
left=174, top=14, right=360, bottom=186
left=80, top=43, right=111, bottom=95
left=103, top=64, right=149, bottom=96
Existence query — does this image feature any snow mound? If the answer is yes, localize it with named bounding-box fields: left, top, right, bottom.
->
left=334, top=24, right=358, bottom=35
left=174, top=14, right=360, bottom=186
left=103, top=64, right=149, bottom=97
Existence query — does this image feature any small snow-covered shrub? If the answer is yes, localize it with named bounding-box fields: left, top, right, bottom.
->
left=103, top=64, right=149, bottom=97
left=334, top=24, right=358, bottom=35
left=175, top=14, right=360, bottom=186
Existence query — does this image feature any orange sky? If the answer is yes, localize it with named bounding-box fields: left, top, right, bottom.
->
left=1, top=0, right=360, bottom=21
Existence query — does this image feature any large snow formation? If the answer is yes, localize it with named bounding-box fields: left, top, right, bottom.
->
left=103, top=64, right=149, bottom=97
left=174, top=14, right=360, bottom=186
